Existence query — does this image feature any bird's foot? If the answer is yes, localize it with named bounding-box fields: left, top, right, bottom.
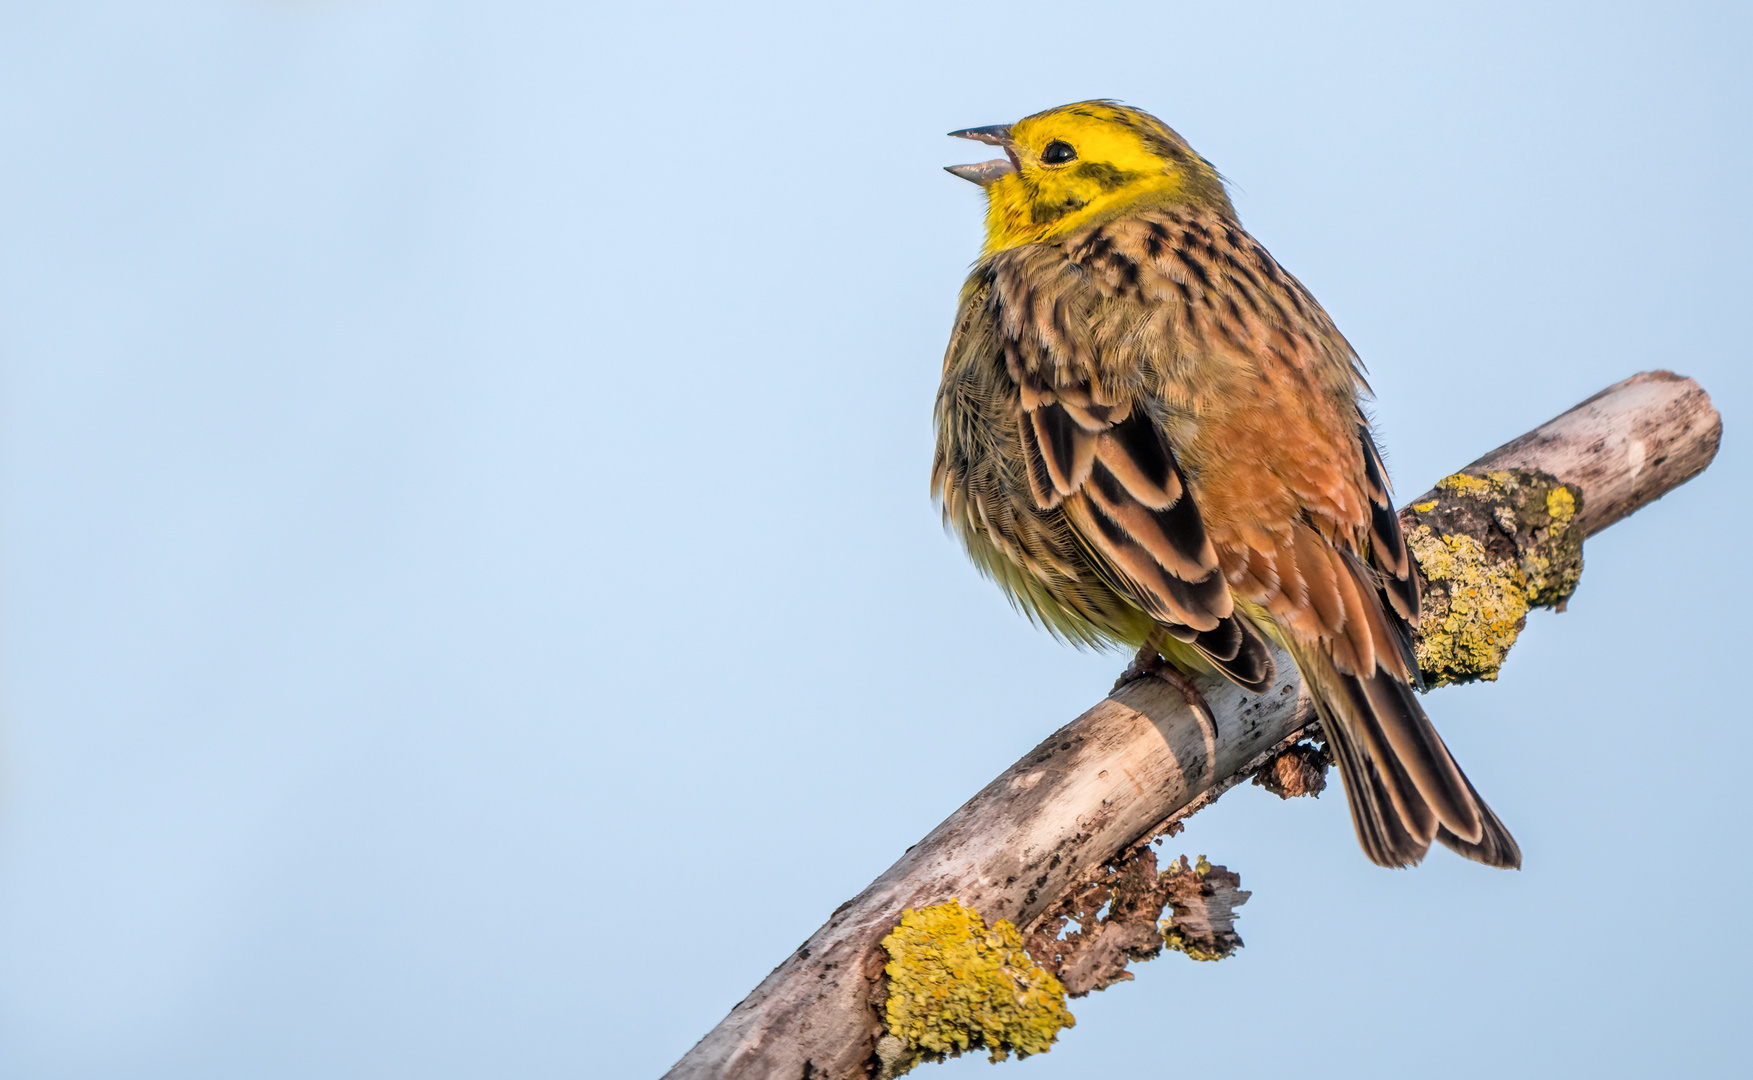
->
left=1113, top=639, right=1219, bottom=742
left=1111, top=640, right=1166, bottom=692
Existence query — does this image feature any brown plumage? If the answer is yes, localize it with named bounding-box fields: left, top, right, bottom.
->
left=933, top=102, right=1519, bottom=869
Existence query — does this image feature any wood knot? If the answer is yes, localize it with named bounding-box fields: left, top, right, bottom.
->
left=1251, top=741, right=1330, bottom=799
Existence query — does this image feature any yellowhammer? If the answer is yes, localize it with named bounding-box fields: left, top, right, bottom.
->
left=932, top=101, right=1519, bottom=869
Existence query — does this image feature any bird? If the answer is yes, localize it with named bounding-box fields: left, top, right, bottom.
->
left=931, top=100, right=1519, bottom=869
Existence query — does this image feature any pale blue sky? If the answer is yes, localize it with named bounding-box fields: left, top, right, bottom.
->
left=1, top=2, right=1747, bottom=1077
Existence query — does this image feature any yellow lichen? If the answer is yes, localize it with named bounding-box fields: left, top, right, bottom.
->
left=1404, top=469, right=1583, bottom=684
left=879, top=899, right=1074, bottom=1071
left=1545, top=486, right=1576, bottom=525
left=1520, top=539, right=1576, bottom=607
left=1436, top=472, right=1497, bottom=497
left=1404, top=523, right=1529, bottom=684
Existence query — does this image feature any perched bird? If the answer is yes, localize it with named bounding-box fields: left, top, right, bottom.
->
left=932, top=101, right=1519, bottom=869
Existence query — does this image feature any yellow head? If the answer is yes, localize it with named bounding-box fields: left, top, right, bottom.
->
left=946, top=101, right=1234, bottom=255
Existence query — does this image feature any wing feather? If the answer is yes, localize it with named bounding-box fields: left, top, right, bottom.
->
left=1029, top=403, right=1097, bottom=499
left=936, top=209, right=1517, bottom=870
left=1094, top=420, right=1181, bottom=509
left=1358, top=425, right=1421, bottom=627
left=986, top=244, right=1267, bottom=686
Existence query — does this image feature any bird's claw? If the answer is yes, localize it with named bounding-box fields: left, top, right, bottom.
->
left=1113, top=640, right=1219, bottom=743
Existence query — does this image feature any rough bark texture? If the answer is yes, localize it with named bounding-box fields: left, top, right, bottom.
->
left=664, top=372, right=1721, bottom=1080
left=1459, top=370, right=1720, bottom=538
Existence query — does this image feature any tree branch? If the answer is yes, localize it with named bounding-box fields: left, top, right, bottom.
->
left=664, top=371, right=1722, bottom=1080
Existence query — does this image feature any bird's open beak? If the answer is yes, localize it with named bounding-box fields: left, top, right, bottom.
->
left=949, top=124, right=1013, bottom=146
left=945, top=124, right=1018, bottom=187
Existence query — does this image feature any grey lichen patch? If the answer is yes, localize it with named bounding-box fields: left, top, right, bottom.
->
left=877, top=899, right=1073, bottom=1076
left=1022, top=850, right=1248, bottom=998
left=1402, top=469, right=1584, bottom=686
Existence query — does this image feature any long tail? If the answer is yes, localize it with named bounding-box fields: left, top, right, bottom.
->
left=1289, top=629, right=1521, bottom=870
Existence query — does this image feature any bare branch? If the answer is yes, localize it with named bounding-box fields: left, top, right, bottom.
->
left=664, top=372, right=1721, bottom=1080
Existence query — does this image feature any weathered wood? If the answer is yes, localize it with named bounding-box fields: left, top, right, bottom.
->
left=664, top=372, right=1721, bottom=1080
left=1456, top=370, right=1721, bottom=537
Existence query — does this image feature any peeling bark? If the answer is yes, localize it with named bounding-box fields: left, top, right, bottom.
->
left=1160, top=858, right=1250, bottom=963
left=663, top=372, right=1722, bottom=1080
left=1023, top=851, right=1250, bottom=999
left=1252, top=741, right=1331, bottom=799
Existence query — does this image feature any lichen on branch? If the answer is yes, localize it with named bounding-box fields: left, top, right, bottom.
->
left=874, top=858, right=1251, bottom=1074
left=664, top=374, right=1721, bottom=1080
left=876, top=900, right=1074, bottom=1076
left=1402, top=469, right=1584, bottom=686
left=871, top=470, right=1587, bottom=1073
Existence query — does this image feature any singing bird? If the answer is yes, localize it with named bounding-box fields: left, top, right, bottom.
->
left=932, top=101, right=1519, bottom=869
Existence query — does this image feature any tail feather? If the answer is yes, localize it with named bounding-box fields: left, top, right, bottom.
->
left=1291, top=639, right=1520, bottom=871
left=1435, top=773, right=1522, bottom=868
left=1328, top=662, right=1436, bottom=845
left=1355, top=671, right=1481, bottom=842
left=1319, top=703, right=1430, bottom=868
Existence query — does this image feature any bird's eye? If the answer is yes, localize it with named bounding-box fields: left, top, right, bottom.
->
left=1040, top=140, right=1077, bottom=165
